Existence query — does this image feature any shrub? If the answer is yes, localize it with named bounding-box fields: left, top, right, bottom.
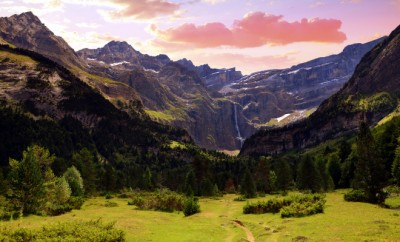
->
left=344, top=189, right=369, bottom=202
left=67, top=196, right=85, bottom=210
left=46, top=204, right=73, bottom=216
left=243, top=194, right=326, bottom=218
left=183, top=197, right=200, bottom=216
left=105, top=201, right=118, bottom=207
left=0, top=219, right=125, bottom=241
left=233, top=196, right=247, bottom=202
left=105, top=193, right=113, bottom=199
left=63, top=166, right=84, bottom=197
left=243, top=198, right=283, bottom=214
left=281, top=200, right=325, bottom=218
left=128, top=190, right=185, bottom=212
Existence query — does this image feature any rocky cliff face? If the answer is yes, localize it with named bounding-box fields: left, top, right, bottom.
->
left=176, top=58, right=243, bottom=91
left=0, top=12, right=141, bottom=111
left=84, top=45, right=255, bottom=150
left=0, top=12, right=84, bottom=69
left=222, top=37, right=385, bottom=130
left=240, top=25, right=400, bottom=156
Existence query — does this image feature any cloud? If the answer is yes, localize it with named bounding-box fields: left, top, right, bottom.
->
left=201, top=0, right=226, bottom=4
left=98, top=0, right=180, bottom=21
left=76, top=22, right=100, bottom=29
left=154, top=12, right=347, bottom=48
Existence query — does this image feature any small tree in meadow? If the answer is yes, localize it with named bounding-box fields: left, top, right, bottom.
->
left=64, top=166, right=84, bottom=197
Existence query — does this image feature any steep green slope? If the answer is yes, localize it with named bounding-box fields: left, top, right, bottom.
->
left=0, top=44, right=196, bottom=189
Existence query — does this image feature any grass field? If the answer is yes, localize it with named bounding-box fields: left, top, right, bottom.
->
left=2, top=191, right=400, bottom=241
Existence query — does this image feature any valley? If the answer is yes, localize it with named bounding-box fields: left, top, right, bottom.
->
left=0, top=3, right=399, bottom=241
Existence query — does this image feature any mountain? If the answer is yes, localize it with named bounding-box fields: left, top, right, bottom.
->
left=240, top=25, right=400, bottom=156
left=0, top=43, right=196, bottom=184
left=222, top=37, right=385, bottom=130
left=0, top=12, right=141, bottom=106
left=176, top=58, right=242, bottom=91
left=0, top=12, right=385, bottom=151
left=78, top=41, right=254, bottom=150
left=0, top=12, right=84, bottom=69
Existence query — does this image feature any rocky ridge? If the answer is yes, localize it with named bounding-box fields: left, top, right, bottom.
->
left=240, top=25, right=400, bottom=156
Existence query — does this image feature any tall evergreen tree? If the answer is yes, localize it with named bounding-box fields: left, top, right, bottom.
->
left=392, top=141, right=400, bottom=186
left=72, top=148, right=97, bottom=195
left=240, top=167, right=256, bottom=198
left=316, top=157, right=334, bottom=191
left=354, top=122, right=386, bottom=204
left=339, top=151, right=357, bottom=188
left=184, top=170, right=197, bottom=196
left=297, top=155, right=322, bottom=193
left=7, top=146, right=45, bottom=215
left=275, top=158, right=292, bottom=192
left=338, top=140, right=352, bottom=162
left=327, top=153, right=342, bottom=188
left=255, top=157, right=271, bottom=193
left=142, top=166, right=153, bottom=190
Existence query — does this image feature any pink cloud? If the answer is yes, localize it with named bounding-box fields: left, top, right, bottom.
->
left=103, top=0, right=180, bottom=20
left=155, top=12, right=347, bottom=47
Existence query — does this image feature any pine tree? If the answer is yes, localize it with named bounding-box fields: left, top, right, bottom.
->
left=338, top=140, right=351, bottom=162
left=327, top=153, right=342, bottom=188
left=297, top=155, right=322, bottom=193
left=184, top=170, right=197, bottom=196
left=240, top=167, right=256, bottom=198
left=354, top=122, right=386, bottom=204
left=392, top=142, right=400, bottom=186
left=275, top=158, right=292, bottom=192
left=255, top=157, right=271, bottom=193
left=7, top=146, right=45, bottom=215
left=142, top=167, right=153, bottom=190
left=316, top=157, right=334, bottom=191
left=72, top=148, right=97, bottom=195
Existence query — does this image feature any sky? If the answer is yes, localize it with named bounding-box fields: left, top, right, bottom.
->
left=0, top=0, right=399, bottom=74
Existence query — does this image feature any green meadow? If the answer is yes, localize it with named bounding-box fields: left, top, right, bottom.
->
left=2, top=191, right=400, bottom=241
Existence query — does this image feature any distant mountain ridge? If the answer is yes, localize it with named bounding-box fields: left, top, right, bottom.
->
left=240, top=25, right=400, bottom=156
left=0, top=12, right=386, bottom=151
left=222, top=37, right=385, bottom=130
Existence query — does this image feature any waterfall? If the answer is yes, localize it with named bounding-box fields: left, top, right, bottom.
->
left=233, top=103, right=245, bottom=147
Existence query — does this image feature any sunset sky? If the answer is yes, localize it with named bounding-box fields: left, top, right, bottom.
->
left=1, top=0, right=399, bottom=74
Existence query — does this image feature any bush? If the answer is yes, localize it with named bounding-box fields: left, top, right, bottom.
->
left=243, top=198, right=283, bottom=214
left=0, top=219, right=124, bottom=241
left=104, top=201, right=118, bottom=207
left=183, top=197, right=200, bottom=216
left=105, top=193, right=113, bottom=199
left=243, top=194, right=326, bottom=218
left=67, top=196, right=85, bottom=210
left=128, top=190, right=185, bottom=212
left=0, top=196, right=21, bottom=221
left=233, top=196, right=247, bottom=202
left=46, top=204, right=73, bottom=216
left=281, top=200, right=325, bottom=218
left=344, top=190, right=369, bottom=202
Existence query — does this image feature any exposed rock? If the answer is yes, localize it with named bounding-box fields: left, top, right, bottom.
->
left=240, top=25, right=400, bottom=156
left=0, top=12, right=85, bottom=69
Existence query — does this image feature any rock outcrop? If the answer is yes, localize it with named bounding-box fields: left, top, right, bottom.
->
left=240, top=25, right=400, bottom=156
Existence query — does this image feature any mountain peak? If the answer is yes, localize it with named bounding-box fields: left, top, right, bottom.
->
left=0, top=12, right=85, bottom=69
left=14, top=11, right=40, bottom=21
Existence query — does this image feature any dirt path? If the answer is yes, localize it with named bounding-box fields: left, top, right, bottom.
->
left=232, top=220, right=255, bottom=242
